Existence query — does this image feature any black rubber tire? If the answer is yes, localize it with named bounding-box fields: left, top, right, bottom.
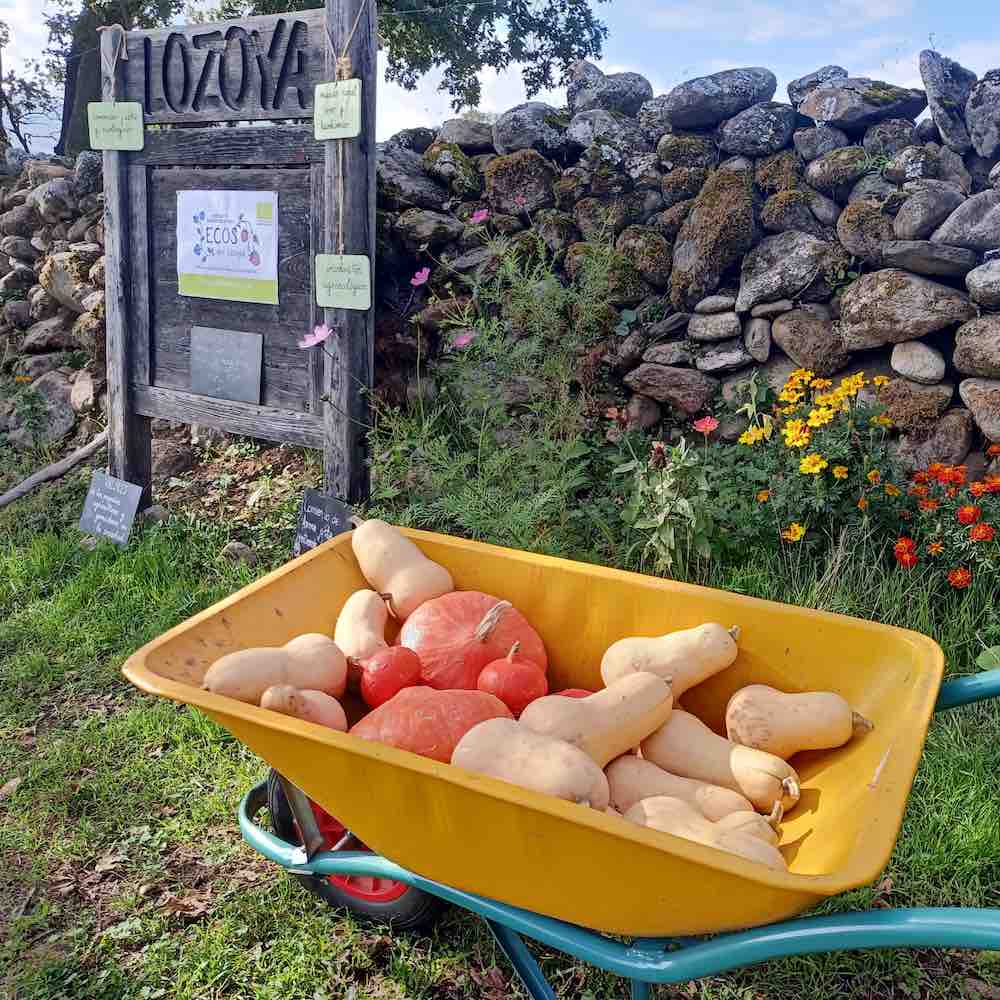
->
left=266, top=770, right=441, bottom=930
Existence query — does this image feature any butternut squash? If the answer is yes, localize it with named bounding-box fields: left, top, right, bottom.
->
left=334, top=589, right=389, bottom=662
left=203, top=634, right=347, bottom=704
left=605, top=756, right=754, bottom=820
left=351, top=520, right=453, bottom=620
left=451, top=718, right=610, bottom=810
left=624, top=796, right=787, bottom=871
left=600, top=623, right=739, bottom=695
left=725, top=684, right=874, bottom=759
left=260, top=685, right=348, bottom=731
left=518, top=672, right=673, bottom=767
left=714, top=805, right=781, bottom=845
left=641, top=710, right=800, bottom=813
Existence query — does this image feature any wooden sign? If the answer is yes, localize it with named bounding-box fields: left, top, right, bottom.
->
left=190, top=327, right=263, bottom=403
left=315, top=254, right=371, bottom=310
left=87, top=102, right=145, bottom=150
left=293, top=488, right=352, bottom=555
left=79, top=471, right=143, bottom=545
left=314, top=80, right=362, bottom=140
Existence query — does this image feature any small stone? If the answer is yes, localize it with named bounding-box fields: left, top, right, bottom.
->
left=623, top=364, right=719, bottom=413
left=848, top=173, right=899, bottom=208
left=751, top=299, right=793, bottom=318
left=744, top=317, right=771, bottom=362
left=836, top=200, right=894, bottom=264
left=880, top=378, right=954, bottom=432
left=660, top=167, right=710, bottom=208
left=73, top=150, right=104, bottom=196
left=18, top=353, right=70, bottom=379
left=422, top=141, right=481, bottom=197
left=626, top=393, right=661, bottom=429
left=771, top=309, right=850, bottom=375
left=376, top=144, right=448, bottom=210
left=863, top=118, right=918, bottom=156
left=695, top=338, right=753, bottom=373
left=916, top=119, right=941, bottom=143
left=880, top=240, right=978, bottom=277
left=966, top=260, right=1000, bottom=307
left=221, top=540, right=258, bottom=567
left=894, top=408, right=974, bottom=471
left=140, top=504, right=169, bottom=525
left=615, top=225, right=672, bottom=288
left=890, top=340, right=946, bottom=384
left=21, top=315, right=75, bottom=352
left=693, top=294, right=737, bottom=314
left=991, top=161, right=1000, bottom=189
left=6, top=369, right=75, bottom=450
left=3, top=300, right=31, bottom=328
left=394, top=208, right=464, bottom=251
left=436, top=117, right=495, bottom=153
left=688, top=311, right=741, bottom=342
left=953, top=316, right=1000, bottom=377
left=893, top=180, right=966, bottom=239
left=642, top=341, right=692, bottom=366
left=793, top=125, right=849, bottom=162
left=959, top=378, right=1000, bottom=440
left=492, top=102, right=567, bottom=158
left=883, top=144, right=937, bottom=184
left=805, top=147, right=871, bottom=203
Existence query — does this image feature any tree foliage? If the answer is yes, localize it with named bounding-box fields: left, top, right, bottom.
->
left=213, top=0, right=609, bottom=110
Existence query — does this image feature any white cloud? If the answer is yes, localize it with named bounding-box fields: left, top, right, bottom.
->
left=861, top=40, right=1000, bottom=91
left=0, top=0, right=52, bottom=72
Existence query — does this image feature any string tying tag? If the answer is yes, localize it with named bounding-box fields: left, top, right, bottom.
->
left=97, top=24, right=129, bottom=104
left=336, top=54, right=353, bottom=81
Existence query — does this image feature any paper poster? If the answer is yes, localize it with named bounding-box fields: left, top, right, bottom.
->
left=315, top=254, right=371, bottom=310
left=177, top=190, right=279, bottom=305
left=87, top=102, right=145, bottom=150
left=314, top=80, right=362, bottom=140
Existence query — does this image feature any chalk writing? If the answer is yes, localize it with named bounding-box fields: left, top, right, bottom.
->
left=88, top=102, right=145, bottom=150
left=79, top=471, right=144, bottom=546
left=314, top=79, right=361, bottom=140
left=315, top=253, right=371, bottom=310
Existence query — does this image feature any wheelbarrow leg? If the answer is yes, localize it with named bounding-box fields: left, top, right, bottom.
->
left=629, top=981, right=651, bottom=1000
left=486, top=918, right=556, bottom=1000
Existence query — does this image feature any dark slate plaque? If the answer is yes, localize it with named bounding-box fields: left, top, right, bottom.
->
left=293, top=488, right=352, bottom=556
left=189, top=326, right=263, bottom=404
left=79, top=471, right=143, bottom=546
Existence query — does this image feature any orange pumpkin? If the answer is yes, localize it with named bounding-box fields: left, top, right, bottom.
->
left=476, top=642, right=548, bottom=716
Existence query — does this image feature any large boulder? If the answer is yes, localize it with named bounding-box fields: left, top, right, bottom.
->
left=735, top=231, right=845, bottom=312
left=799, top=78, right=927, bottom=131
left=20, top=314, right=76, bottom=352
left=771, top=308, right=850, bottom=375
left=394, top=209, right=463, bottom=251
left=718, top=102, right=796, bottom=157
left=787, top=65, right=847, bottom=108
left=966, top=259, right=1000, bottom=306
left=483, top=150, right=557, bottom=214
left=836, top=200, right=894, bottom=263
left=623, top=364, right=719, bottom=413
left=863, top=118, right=917, bottom=155
left=492, top=102, right=567, bottom=158
left=386, top=127, right=437, bottom=154
left=565, top=110, right=650, bottom=153
left=838, top=269, right=975, bottom=349
left=919, top=50, right=977, bottom=153
left=793, top=125, right=849, bottom=162
left=6, top=370, right=76, bottom=451
left=891, top=340, right=946, bottom=384
left=377, top=144, right=448, bottom=209
left=959, top=378, right=1000, bottom=440
left=39, top=250, right=97, bottom=313
left=422, top=142, right=480, bottom=197
left=669, top=166, right=757, bottom=309
left=893, top=179, right=966, bottom=239
left=930, top=189, right=1000, bottom=251
left=894, top=408, right=974, bottom=471
left=437, top=118, right=495, bottom=153
left=805, top=146, right=871, bottom=203
left=568, top=61, right=654, bottom=117
left=661, top=68, right=777, bottom=129
left=953, top=316, right=1000, bottom=377
left=880, top=240, right=978, bottom=276
left=966, top=70, right=1000, bottom=158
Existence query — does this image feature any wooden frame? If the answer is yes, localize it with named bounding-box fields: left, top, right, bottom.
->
left=100, top=0, right=376, bottom=506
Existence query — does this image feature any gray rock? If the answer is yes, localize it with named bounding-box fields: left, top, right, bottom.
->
left=992, top=161, right=1000, bottom=188
left=839, top=269, right=976, bottom=349
left=492, top=102, right=567, bottom=158
left=937, top=145, right=973, bottom=193
left=0, top=204, right=40, bottom=236
left=646, top=312, right=691, bottom=338
left=881, top=378, right=955, bottom=432
left=624, top=151, right=662, bottom=190
left=836, top=200, right=894, bottom=263
left=793, top=125, right=849, bottom=162
left=893, top=180, right=966, bottom=238
left=771, top=308, right=850, bottom=374
left=964, top=152, right=999, bottom=193
left=6, top=370, right=75, bottom=450
left=385, top=127, right=437, bottom=153
left=637, top=96, right=674, bottom=144
left=623, top=364, right=719, bottom=413
left=566, top=110, right=650, bottom=153
left=221, top=540, right=258, bottom=567
left=959, top=378, right=1000, bottom=439
left=848, top=173, right=900, bottom=208
left=751, top=299, right=793, bottom=318
left=894, top=408, right=974, bottom=471
left=863, top=118, right=917, bottom=155
left=0, top=235, right=39, bottom=263
left=916, top=118, right=942, bottom=143
left=626, top=393, right=662, bottom=429
left=662, top=67, right=777, bottom=129
left=931, top=188, right=1000, bottom=251
left=70, top=370, right=96, bottom=412
left=966, top=70, right=1000, bottom=158
left=718, top=102, right=796, bottom=156
left=570, top=62, right=654, bottom=117
left=0, top=264, right=34, bottom=295
left=953, top=316, right=1000, bottom=377
left=805, top=186, right=842, bottom=225
left=880, top=239, right=978, bottom=276
left=18, top=353, right=70, bottom=379
left=693, top=294, right=737, bottom=314
left=437, top=118, right=495, bottom=153
left=140, top=504, right=169, bottom=525
left=760, top=189, right=827, bottom=238
left=919, top=50, right=977, bottom=153
left=394, top=209, right=463, bottom=251
left=73, top=150, right=103, bottom=197
left=891, top=340, right=947, bottom=383
left=788, top=65, right=847, bottom=108
left=884, top=144, right=938, bottom=184
left=0, top=147, right=30, bottom=177
left=484, top=150, right=557, bottom=214
left=966, top=260, right=1000, bottom=306
left=29, top=287, right=59, bottom=322
left=656, top=132, right=717, bottom=170
left=4, top=300, right=31, bottom=328
left=377, top=144, right=448, bottom=209
left=806, top=146, right=871, bottom=202
left=688, top=311, right=741, bottom=341
left=744, top=317, right=772, bottom=362
left=21, top=315, right=76, bottom=352
left=27, top=178, right=77, bottom=224
left=695, top=338, right=753, bottom=373
left=643, top=340, right=693, bottom=366
left=799, top=78, right=926, bottom=131
left=735, top=231, right=845, bottom=312
left=422, top=141, right=480, bottom=197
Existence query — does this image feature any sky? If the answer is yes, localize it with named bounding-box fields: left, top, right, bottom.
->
left=2, top=0, right=1000, bottom=148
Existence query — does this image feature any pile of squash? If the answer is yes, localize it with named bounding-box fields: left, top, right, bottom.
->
left=203, top=522, right=873, bottom=872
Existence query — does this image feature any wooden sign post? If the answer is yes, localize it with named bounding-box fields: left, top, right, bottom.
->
left=99, top=0, right=377, bottom=507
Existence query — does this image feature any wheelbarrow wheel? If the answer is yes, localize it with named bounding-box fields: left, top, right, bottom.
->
left=265, top=769, right=441, bottom=931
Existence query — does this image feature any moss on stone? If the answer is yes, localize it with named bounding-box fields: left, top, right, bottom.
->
left=656, top=133, right=716, bottom=169
left=652, top=199, right=693, bottom=241
left=754, top=151, right=803, bottom=193
left=483, top=149, right=557, bottom=213
left=661, top=166, right=709, bottom=205
left=423, top=140, right=481, bottom=197
left=615, top=224, right=672, bottom=288
left=863, top=82, right=910, bottom=106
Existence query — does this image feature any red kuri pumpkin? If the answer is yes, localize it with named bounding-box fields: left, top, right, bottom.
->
left=476, top=642, right=548, bottom=716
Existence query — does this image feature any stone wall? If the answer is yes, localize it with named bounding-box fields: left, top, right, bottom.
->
left=376, top=54, right=1000, bottom=470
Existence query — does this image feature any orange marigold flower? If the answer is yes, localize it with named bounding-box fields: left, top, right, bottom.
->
left=918, top=498, right=939, bottom=512
left=884, top=483, right=901, bottom=497
left=867, top=469, right=881, bottom=484
left=894, top=537, right=916, bottom=556
left=757, top=489, right=770, bottom=503
left=912, top=471, right=931, bottom=484
left=909, top=484, right=930, bottom=498
left=948, top=465, right=968, bottom=485
left=986, top=475, right=1000, bottom=493
left=927, top=463, right=945, bottom=477
left=947, top=567, right=972, bottom=589
left=781, top=522, right=806, bottom=543
left=957, top=505, right=982, bottom=525
left=987, top=444, right=1000, bottom=457
left=895, top=550, right=919, bottom=569
left=857, top=497, right=868, bottom=511
left=970, top=482, right=988, bottom=497
left=970, top=522, right=996, bottom=542
left=832, top=465, right=849, bottom=479
left=927, top=540, right=943, bottom=556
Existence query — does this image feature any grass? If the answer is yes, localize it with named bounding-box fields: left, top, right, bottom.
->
left=2, top=444, right=999, bottom=1000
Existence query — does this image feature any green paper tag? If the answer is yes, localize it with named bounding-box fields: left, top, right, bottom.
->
left=87, top=102, right=145, bottom=151
left=315, top=254, right=371, bottom=310
left=314, top=80, right=362, bottom=140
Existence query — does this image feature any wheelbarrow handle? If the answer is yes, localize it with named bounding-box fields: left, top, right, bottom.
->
left=935, top=668, right=1000, bottom=711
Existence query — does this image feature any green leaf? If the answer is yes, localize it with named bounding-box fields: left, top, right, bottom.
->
left=976, top=646, right=1000, bottom=670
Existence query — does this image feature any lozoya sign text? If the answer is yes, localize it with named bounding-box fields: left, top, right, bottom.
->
left=121, top=11, right=325, bottom=123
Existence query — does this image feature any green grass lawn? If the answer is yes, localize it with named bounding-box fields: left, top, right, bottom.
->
left=2, top=456, right=999, bottom=999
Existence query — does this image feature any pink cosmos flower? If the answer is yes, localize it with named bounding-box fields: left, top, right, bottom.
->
left=298, top=323, right=334, bottom=349
left=692, top=415, right=719, bottom=436
left=410, top=267, right=431, bottom=287
left=470, top=208, right=490, bottom=225
left=453, top=330, right=477, bottom=348
left=514, top=195, right=527, bottom=209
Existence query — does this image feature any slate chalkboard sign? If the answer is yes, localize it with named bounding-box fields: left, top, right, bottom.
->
left=79, top=471, right=144, bottom=546
left=293, top=488, right=353, bottom=556
left=189, top=326, right=263, bottom=404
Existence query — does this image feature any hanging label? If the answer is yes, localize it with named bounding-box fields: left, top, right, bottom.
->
left=315, top=254, right=371, bottom=310
left=314, top=80, right=362, bottom=140
left=87, top=102, right=145, bottom=150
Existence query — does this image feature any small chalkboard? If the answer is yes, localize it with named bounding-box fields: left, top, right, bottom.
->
left=189, top=327, right=263, bottom=404
left=79, top=471, right=143, bottom=546
left=293, top=488, right=353, bottom=556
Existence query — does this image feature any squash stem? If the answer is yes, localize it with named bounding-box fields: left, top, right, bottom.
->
left=506, top=641, right=521, bottom=662
left=475, top=601, right=513, bottom=641
left=852, top=711, right=874, bottom=732
left=781, top=776, right=801, bottom=805
left=728, top=625, right=741, bottom=641
left=766, top=800, right=783, bottom=830
left=378, top=592, right=398, bottom=619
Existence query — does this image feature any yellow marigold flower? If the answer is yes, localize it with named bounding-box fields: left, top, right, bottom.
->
left=799, top=453, right=829, bottom=474
left=806, top=407, right=835, bottom=428
left=781, top=522, right=806, bottom=542
left=873, top=375, right=890, bottom=387
left=884, top=483, right=901, bottom=497
left=927, top=540, right=943, bottom=556
left=857, top=497, right=868, bottom=511
left=867, top=469, right=881, bottom=484
left=738, top=430, right=755, bottom=446
left=833, top=465, right=849, bottom=479
left=790, top=368, right=815, bottom=383
left=756, top=489, right=770, bottom=502
left=778, top=388, right=804, bottom=403
left=810, top=377, right=832, bottom=389
left=872, top=414, right=893, bottom=427
left=779, top=404, right=800, bottom=416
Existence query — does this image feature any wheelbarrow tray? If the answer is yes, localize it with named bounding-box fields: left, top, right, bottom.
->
left=123, top=529, right=944, bottom=936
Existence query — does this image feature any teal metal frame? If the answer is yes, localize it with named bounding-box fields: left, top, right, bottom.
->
left=239, top=669, right=1000, bottom=998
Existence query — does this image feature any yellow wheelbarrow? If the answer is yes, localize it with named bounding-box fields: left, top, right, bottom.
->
left=123, top=529, right=1000, bottom=998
